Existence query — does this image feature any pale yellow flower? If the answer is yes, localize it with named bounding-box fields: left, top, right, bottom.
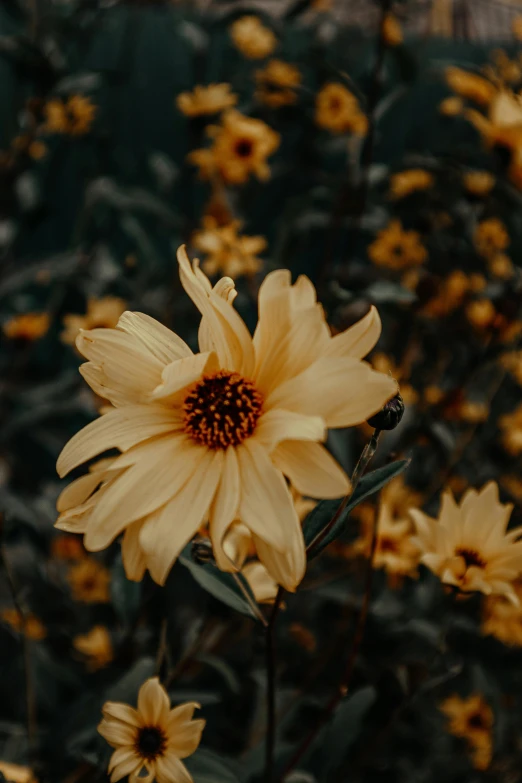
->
left=462, top=171, right=495, bottom=197
left=230, top=16, right=277, bottom=60
left=3, top=313, right=50, bottom=340
left=440, top=694, right=493, bottom=770
left=62, top=297, right=127, bottom=346
left=445, top=67, right=496, bottom=106
left=67, top=558, right=111, bottom=604
left=411, top=482, right=522, bottom=603
left=176, top=84, right=237, bottom=117
left=74, top=625, right=113, bottom=670
left=44, top=95, right=96, bottom=136
left=189, top=110, right=280, bottom=185
left=98, top=677, right=204, bottom=783
left=389, top=169, right=433, bottom=199
left=192, top=217, right=265, bottom=279
left=474, top=217, right=509, bottom=258
left=315, top=83, right=368, bottom=135
left=0, top=762, right=36, bottom=783
left=368, top=220, right=427, bottom=270
left=55, top=246, right=396, bottom=591
left=499, top=404, right=522, bottom=455
left=482, top=581, right=522, bottom=646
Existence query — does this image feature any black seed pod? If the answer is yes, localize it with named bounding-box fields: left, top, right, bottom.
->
left=191, top=537, right=214, bottom=565
left=367, top=392, right=405, bottom=431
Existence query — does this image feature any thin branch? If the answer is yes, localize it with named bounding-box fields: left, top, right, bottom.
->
left=231, top=572, right=268, bottom=628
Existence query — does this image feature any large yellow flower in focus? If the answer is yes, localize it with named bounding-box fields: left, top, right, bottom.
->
left=56, top=247, right=396, bottom=590
left=411, top=482, right=522, bottom=603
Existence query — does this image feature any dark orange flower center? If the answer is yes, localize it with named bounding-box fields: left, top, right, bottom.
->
left=235, top=138, right=254, bottom=158
left=467, top=711, right=488, bottom=730
left=136, top=726, right=167, bottom=760
left=455, top=547, right=486, bottom=569
left=183, top=370, right=264, bottom=449
left=379, top=536, right=399, bottom=554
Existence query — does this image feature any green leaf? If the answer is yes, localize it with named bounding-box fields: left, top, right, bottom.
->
left=111, top=552, right=141, bottom=628
left=303, top=460, right=410, bottom=559
left=179, top=553, right=259, bottom=620
left=322, top=686, right=376, bottom=778
left=185, top=749, right=241, bottom=783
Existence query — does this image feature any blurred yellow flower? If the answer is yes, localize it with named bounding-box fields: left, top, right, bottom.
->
left=73, top=625, right=113, bottom=670
left=368, top=220, right=427, bottom=270
left=499, top=404, right=522, bottom=455
left=465, top=91, right=522, bottom=189
left=439, top=96, right=464, bottom=116
left=255, top=60, right=301, bottom=107
left=488, top=252, right=514, bottom=279
left=411, top=482, right=522, bottom=603
left=98, top=677, right=205, bottom=783
left=463, top=170, right=495, bottom=197
left=382, top=12, right=403, bottom=46
left=352, top=502, right=419, bottom=585
left=230, top=16, right=277, bottom=60
left=465, top=298, right=496, bottom=330
left=482, top=581, right=522, bottom=646
left=474, top=217, right=509, bottom=258
left=1, top=609, right=46, bottom=640
left=445, top=67, right=496, bottom=106
left=315, top=83, right=368, bottom=135
left=371, top=352, right=417, bottom=405
left=61, top=297, right=127, bottom=346
left=189, top=110, right=280, bottom=185
left=389, top=169, right=433, bottom=199
left=192, top=217, right=266, bottom=278
left=501, top=350, right=522, bottom=385
left=67, top=559, right=111, bottom=604
left=513, top=15, right=522, bottom=41
left=3, top=313, right=50, bottom=341
left=0, top=762, right=36, bottom=783
left=44, top=95, right=96, bottom=136
left=12, top=135, right=47, bottom=160
left=176, top=84, right=237, bottom=117
left=440, top=694, right=493, bottom=770
left=50, top=534, right=85, bottom=560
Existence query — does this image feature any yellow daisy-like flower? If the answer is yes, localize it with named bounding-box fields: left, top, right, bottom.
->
left=189, top=110, right=280, bottom=185
left=62, top=297, right=127, bottom=346
left=255, top=60, right=301, bottom=108
left=389, top=169, right=434, bottom=199
left=474, top=217, right=509, bottom=258
left=98, top=677, right=205, bottom=783
left=1, top=609, right=46, bottom=641
left=44, top=95, right=96, bottom=136
left=499, top=404, right=522, bottom=455
left=368, top=220, right=427, bottom=270
left=482, top=580, right=522, bottom=646
left=67, top=558, right=111, bottom=604
left=463, top=170, right=495, bottom=197
left=192, top=217, right=265, bottom=279
left=0, top=762, right=36, bottom=783
left=176, top=84, right=237, bottom=117
left=73, top=625, right=113, bottom=670
left=440, top=694, right=493, bottom=770
left=55, top=246, right=396, bottom=591
left=315, top=83, right=368, bottom=135
left=3, top=313, right=50, bottom=341
left=411, top=482, right=522, bottom=603
left=445, top=67, right=497, bottom=106
left=230, top=16, right=277, bottom=60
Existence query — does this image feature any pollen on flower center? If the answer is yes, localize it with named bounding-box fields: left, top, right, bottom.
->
left=136, top=726, right=167, bottom=760
left=456, top=547, right=486, bottom=569
left=183, top=370, right=264, bottom=449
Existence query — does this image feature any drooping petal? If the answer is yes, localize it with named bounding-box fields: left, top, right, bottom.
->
left=98, top=718, right=136, bottom=747
left=102, top=702, right=142, bottom=727
left=209, top=447, right=241, bottom=571
left=271, top=441, right=350, bottom=499
left=108, top=748, right=141, bottom=774
left=116, top=311, right=192, bottom=364
left=253, top=409, right=326, bottom=453
left=109, top=750, right=142, bottom=783
left=167, top=702, right=201, bottom=727
left=57, top=464, right=116, bottom=511
left=137, top=678, right=170, bottom=726
left=148, top=352, right=218, bottom=404
left=324, top=306, right=382, bottom=360
left=242, top=561, right=279, bottom=603
left=155, top=754, right=193, bottom=783
left=121, top=519, right=147, bottom=581
left=252, top=509, right=306, bottom=593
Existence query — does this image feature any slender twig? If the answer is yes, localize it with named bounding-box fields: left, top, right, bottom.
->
left=155, top=617, right=168, bottom=676
left=0, top=517, right=37, bottom=763
left=264, top=588, right=285, bottom=783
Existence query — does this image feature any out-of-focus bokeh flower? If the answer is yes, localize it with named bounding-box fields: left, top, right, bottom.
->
left=50, top=535, right=85, bottom=560
left=474, top=217, right=509, bottom=258
left=439, top=96, right=464, bottom=116
left=371, top=352, right=417, bottom=405
left=98, top=677, right=205, bottom=783
left=192, top=217, right=266, bottom=278
left=411, top=482, right=522, bottom=603
left=465, top=91, right=522, bottom=188
left=3, top=313, right=50, bottom=341
left=482, top=581, right=522, bottom=646
left=368, top=220, right=427, bottom=270
left=73, top=625, right=113, bottom=670
left=229, top=16, right=277, bottom=60
left=513, top=15, right=522, bottom=41
left=189, top=110, right=280, bottom=184
left=0, top=762, right=36, bottom=783
left=466, top=298, right=497, bottom=330
left=255, top=60, right=301, bottom=108
left=389, top=169, right=433, bottom=199
left=499, top=404, right=522, bottom=455
left=67, top=559, right=111, bottom=604
left=61, top=297, right=127, bottom=346
left=44, top=95, right=96, bottom=136
left=1, top=609, right=46, bottom=640
left=382, top=13, right=403, bottom=47
left=176, top=84, right=238, bottom=117
left=463, top=170, right=495, bottom=197
left=445, top=67, right=496, bottom=106
left=440, top=694, right=493, bottom=770
left=315, top=83, right=368, bottom=135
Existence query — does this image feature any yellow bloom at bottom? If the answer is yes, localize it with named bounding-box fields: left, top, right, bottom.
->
left=67, top=559, right=111, bottom=604
left=440, top=694, right=493, bottom=770
left=192, top=218, right=266, bottom=278
left=3, top=313, right=50, bottom=341
left=74, top=625, right=113, bottom=670
left=98, top=677, right=205, bottom=783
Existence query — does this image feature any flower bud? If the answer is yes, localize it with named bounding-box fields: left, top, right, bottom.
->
left=191, top=537, right=214, bottom=565
left=367, top=392, right=405, bottom=431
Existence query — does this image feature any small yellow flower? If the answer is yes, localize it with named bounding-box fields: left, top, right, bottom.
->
left=465, top=91, right=522, bottom=190
left=389, top=169, right=433, bottom=199
left=67, top=559, right=111, bottom=604
left=466, top=298, right=496, bottom=330
left=73, top=625, right=113, bottom=670
left=51, top=535, right=85, bottom=560
left=255, top=60, right=301, bottom=108
left=474, top=217, right=509, bottom=258
left=501, top=350, right=522, bottom=385
left=44, top=95, right=96, bottom=136
left=61, top=297, right=127, bottom=346
left=176, top=84, right=237, bottom=117
left=439, top=96, right=464, bottom=116
left=382, top=12, right=403, bottom=46
left=463, top=170, right=495, bottom=197
left=411, top=482, right=522, bottom=603
left=1, top=609, right=46, bottom=640
left=488, top=252, right=514, bottom=279
left=482, top=581, right=522, bottom=646
left=440, top=694, right=493, bottom=770
left=192, top=217, right=265, bottom=278
left=499, top=404, right=522, bottom=455
left=189, top=110, right=280, bottom=185
left=230, top=16, right=277, bottom=60
left=315, top=83, right=368, bottom=135
left=445, top=67, right=496, bottom=106
left=98, top=677, right=205, bottom=783
left=368, top=220, right=427, bottom=270
left=3, top=313, right=50, bottom=340
left=0, top=762, right=36, bottom=783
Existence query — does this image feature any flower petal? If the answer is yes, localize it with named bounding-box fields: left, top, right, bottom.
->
left=109, top=750, right=141, bottom=783
left=148, top=352, right=218, bottom=403
left=116, top=311, right=192, bottom=364
left=253, top=409, right=326, bottom=453
left=271, top=441, right=350, bottom=499
left=209, top=447, right=241, bottom=572
left=155, top=754, right=193, bottom=783
left=168, top=702, right=201, bottom=727
left=137, top=677, right=170, bottom=726
left=324, top=306, right=382, bottom=360
left=98, top=719, right=136, bottom=747
left=252, top=512, right=306, bottom=593
left=167, top=720, right=206, bottom=759
left=121, top=519, right=148, bottom=582
left=109, top=747, right=141, bottom=774
left=102, top=702, right=142, bottom=727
